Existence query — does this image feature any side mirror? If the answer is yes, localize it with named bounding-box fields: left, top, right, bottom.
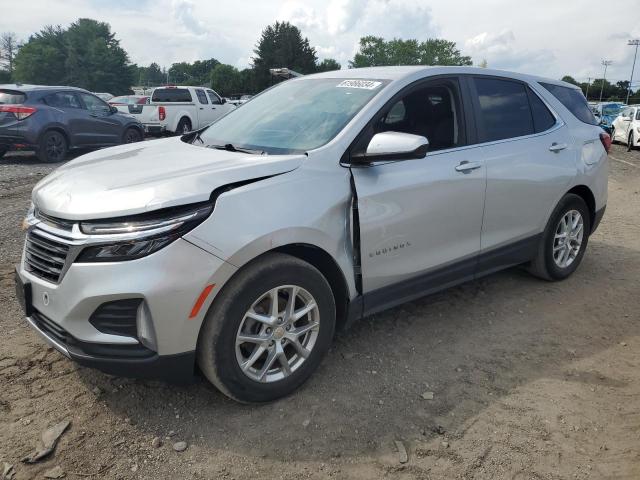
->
left=353, top=131, right=429, bottom=163
left=110, top=106, right=118, bottom=114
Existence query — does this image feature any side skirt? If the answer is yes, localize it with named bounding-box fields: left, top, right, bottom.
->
left=349, top=233, right=541, bottom=320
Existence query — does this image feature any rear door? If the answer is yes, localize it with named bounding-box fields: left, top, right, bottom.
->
left=351, top=76, right=486, bottom=312
left=469, top=76, right=576, bottom=271
left=43, top=91, right=87, bottom=146
left=77, top=93, right=122, bottom=145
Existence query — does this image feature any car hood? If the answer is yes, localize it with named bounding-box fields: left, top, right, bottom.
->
left=33, top=138, right=305, bottom=220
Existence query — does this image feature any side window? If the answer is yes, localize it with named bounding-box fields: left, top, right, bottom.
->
left=207, top=90, right=222, bottom=105
left=79, top=93, right=111, bottom=115
left=540, top=83, right=598, bottom=125
left=527, top=87, right=556, bottom=133
left=195, top=89, right=209, bottom=104
left=367, top=79, right=465, bottom=152
left=45, top=92, right=82, bottom=109
left=473, top=77, right=533, bottom=142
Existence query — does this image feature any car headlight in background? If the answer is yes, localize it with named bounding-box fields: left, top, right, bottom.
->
left=76, top=202, right=213, bottom=262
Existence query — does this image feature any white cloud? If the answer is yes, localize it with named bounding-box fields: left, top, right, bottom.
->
left=0, top=0, right=639, bottom=81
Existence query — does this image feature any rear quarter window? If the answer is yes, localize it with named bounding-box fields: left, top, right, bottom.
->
left=540, top=83, right=597, bottom=125
left=0, top=89, right=26, bottom=104
left=151, top=88, right=192, bottom=102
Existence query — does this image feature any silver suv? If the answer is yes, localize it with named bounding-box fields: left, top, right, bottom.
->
left=15, top=67, right=609, bottom=402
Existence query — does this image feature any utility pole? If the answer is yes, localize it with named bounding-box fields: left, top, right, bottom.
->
left=599, top=60, right=612, bottom=102
left=626, top=40, right=640, bottom=105
left=585, top=77, right=592, bottom=101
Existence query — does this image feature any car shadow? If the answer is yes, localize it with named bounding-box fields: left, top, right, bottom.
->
left=75, top=238, right=640, bottom=461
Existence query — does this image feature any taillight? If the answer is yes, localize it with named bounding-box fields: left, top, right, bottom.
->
left=0, top=105, right=36, bottom=120
left=599, top=132, right=611, bottom=154
left=158, top=106, right=166, bottom=121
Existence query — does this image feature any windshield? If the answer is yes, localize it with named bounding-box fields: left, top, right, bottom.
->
left=198, top=78, right=389, bottom=154
left=602, top=104, right=624, bottom=116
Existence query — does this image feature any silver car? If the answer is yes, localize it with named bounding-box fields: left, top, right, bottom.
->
left=15, top=67, right=609, bottom=402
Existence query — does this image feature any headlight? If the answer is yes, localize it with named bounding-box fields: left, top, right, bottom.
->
left=76, top=202, right=212, bottom=262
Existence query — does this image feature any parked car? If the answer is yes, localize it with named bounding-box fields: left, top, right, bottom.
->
left=93, top=92, right=114, bottom=102
left=592, top=102, right=626, bottom=133
left=0, top=85, right=145, bottom=162
left=610, top=105, right=640, bottom=150
left=125, top=86, right=235, bottom=135
left=109, top=95, right=150, bottom=115
left=16, top=67, right=608, bottom=402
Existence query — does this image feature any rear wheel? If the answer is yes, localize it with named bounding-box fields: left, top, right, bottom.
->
left=176, top=117, right=191, bottom=135
left=197, top=253, right=336, bottom=403
left=37, top=130, right=67, bottom=163
left=123, top=127, right=142, bottom=144
left=0, top=147, right=7, bottom=159
left=528, top=194, right=591, bottom=281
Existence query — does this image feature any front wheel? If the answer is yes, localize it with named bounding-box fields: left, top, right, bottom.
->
left=0, top=147, right=7, bottom=159
left=628, top=132, right=635, bottom=151
left=197, top=253, right=336, bottom=403
left=528, top=194, right=591, bottom=281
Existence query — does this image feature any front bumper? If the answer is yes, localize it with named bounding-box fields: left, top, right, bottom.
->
left=16, top=233, right=237, bottom=382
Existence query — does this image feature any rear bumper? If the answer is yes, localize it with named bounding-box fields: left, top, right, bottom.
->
left=0, top=134, right=36, bottom=150
left=143, top=124, right=166, bottom=135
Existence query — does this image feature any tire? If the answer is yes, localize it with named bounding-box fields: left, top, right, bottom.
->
left=528, top=193, right=591, bottom=281
left=610, top=127, right=616, bottom=144
left=628, top=132, right=635, bottom=151
left=197, top=253, right=336, bottom=403
left=176, top=117, right=191, bottom=135
left=123, top=127, right=142, bottom=144
left=0, top=147, right=7, bottom=159
left=37, top=130, right=67, bottom=163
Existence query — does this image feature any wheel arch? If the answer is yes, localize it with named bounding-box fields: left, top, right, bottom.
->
left=38, top=125, right=71, bottom=149
left=174, top=114, right=193, bottom=132
left=566, top=184, right=596, bottom=230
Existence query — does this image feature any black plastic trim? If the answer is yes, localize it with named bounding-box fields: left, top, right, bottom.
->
left=591, top=206, right=606, bottom=234
left=350, top=233, right=541, bottom=321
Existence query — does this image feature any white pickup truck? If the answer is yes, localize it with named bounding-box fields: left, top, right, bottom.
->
left=127, top=86, right=236, bottom=135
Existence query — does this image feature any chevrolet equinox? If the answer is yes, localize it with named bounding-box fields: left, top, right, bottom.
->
left=15, top=67, right=609, bottom=402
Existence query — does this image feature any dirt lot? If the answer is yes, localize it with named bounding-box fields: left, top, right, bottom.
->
left=0, top=144, right=638, bottom=480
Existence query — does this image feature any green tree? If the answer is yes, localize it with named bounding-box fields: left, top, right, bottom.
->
left=0, top=32, right=22, bottom=77
left=561, top=75, right=579, bottom=86
left=349, top=36, right=472, bottom=68
left=210, top=64, right=241, bottom=96
left=13, top=26, right=66, bottom=86
left=13, top=19, right=133, bottom=94
left=252, top=21, right=317, bottom=90
left=317, top=58, right=341, bottom=72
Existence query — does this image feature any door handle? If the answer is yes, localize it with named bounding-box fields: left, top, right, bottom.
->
left=455, top=161, right=482, bottom=173
left=211, top=107, right=216, bottom=109
left=549, top=142, right=568, bottom=152
left=199, top=107, right=204, bottom=110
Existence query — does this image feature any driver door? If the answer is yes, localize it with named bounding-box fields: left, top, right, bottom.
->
left=350, top=77, right=486, bottom=313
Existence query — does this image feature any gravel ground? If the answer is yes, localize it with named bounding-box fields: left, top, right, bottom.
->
left=0, top=144, right=639, bottom=479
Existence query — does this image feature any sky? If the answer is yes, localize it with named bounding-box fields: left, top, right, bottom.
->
left=2, top=0, right=639, bottom=86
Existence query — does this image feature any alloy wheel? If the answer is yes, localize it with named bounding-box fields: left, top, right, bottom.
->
left=46, top=133, right=64, bottom=161
left=553, top=209, right=584, bottom=268
left=235, top=285, right=320, bottom=383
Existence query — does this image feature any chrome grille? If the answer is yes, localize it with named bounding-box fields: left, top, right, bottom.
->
left=24, top=230, right=70, bottom=283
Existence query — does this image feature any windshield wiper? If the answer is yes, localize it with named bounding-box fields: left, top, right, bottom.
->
left=205, top=143, right=265, bottom=155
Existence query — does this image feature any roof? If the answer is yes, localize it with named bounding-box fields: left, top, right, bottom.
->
left=302, top=66, right=579, bottom=89
left=0, top=84, right=90, bottom=93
